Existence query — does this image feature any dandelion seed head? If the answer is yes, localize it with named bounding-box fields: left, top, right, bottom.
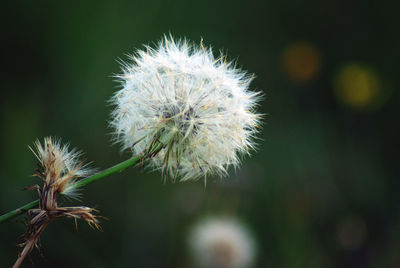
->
left=111, top=36, right=262, bottom=181
left=188, top=217, right=256, bottom=268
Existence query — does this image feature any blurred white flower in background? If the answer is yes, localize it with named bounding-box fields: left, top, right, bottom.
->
left=111, top=36, right=262, bottom=181
left=188, top=217, right=256, bottom=268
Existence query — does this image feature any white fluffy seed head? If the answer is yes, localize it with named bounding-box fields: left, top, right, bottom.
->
left=111, top=36, right=262, bottom=181
left=188, top=217, right=256, bottom=268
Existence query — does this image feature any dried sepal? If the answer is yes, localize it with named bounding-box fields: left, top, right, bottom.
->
left=13, top=137, right=100, bottom=268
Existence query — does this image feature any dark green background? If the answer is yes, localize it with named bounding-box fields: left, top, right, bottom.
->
left=1, top=0, right=399, bottom=267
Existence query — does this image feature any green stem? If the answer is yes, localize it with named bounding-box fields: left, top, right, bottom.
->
left=0, top=155, right=143, bottom=223
left=0, top=200, right=40, bottom=223
left=74, top=154, right=142, bottom=189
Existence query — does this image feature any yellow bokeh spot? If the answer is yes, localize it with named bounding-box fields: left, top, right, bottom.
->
left=334, top=63, right=380, bottom=110
left=283, top=41, right=321, bottom=83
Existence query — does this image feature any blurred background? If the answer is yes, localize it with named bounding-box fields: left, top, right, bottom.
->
left=1, top=0, right=399, bottom=267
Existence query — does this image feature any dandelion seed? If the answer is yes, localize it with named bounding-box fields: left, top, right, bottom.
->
left=111, top=36, right=262, bottom=181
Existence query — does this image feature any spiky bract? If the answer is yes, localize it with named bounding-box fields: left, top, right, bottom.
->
left=13, top=137, right=99, bottom=268
left=30, top=137, right=91, bottom=199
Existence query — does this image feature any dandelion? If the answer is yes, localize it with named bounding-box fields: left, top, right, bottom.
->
left=188, top=217, right=256, bottom=268
left=0, top=36, right=264, bottom=266
left=111, top=36, right=262, bottom=181
left=13, top=137, right=100, bottom=268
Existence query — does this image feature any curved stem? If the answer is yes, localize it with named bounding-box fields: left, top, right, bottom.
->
left=0, top=155, right=142, bottom=223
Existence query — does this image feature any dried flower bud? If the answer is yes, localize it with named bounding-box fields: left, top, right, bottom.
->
left=111, top=36, right=262, bottom=181
left=13, top=137, right=99, bottom=268
left=30, top=137, right=92, bottom=199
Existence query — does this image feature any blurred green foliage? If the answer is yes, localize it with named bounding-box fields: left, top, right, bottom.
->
left=1, top=0, right=399, bottom=267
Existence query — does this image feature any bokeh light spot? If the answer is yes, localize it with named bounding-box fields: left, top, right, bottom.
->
left=282, top=41, right=321, bottom=83
left=336, top=216, right=368, bottom=250
left=333, top=63, right=381, bottom=110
